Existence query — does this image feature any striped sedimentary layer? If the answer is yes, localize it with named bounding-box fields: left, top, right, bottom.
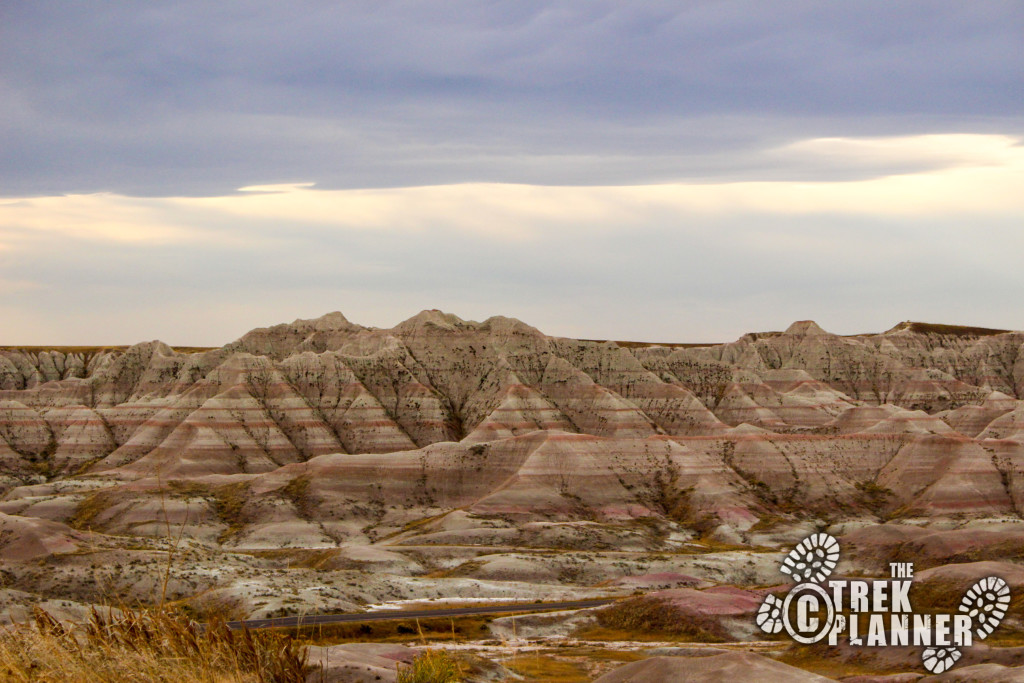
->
left=0, top=311, right=1023, bottom=538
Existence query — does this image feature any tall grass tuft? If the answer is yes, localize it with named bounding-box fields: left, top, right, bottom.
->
left=395, top=648, right=463, bottom=683
left=0, top=606, right=307, bottom=682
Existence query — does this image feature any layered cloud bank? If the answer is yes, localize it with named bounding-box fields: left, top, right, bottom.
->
left=2, top=133, right=1023, bottom=345
left=2, top=3, right=1022, bottom=343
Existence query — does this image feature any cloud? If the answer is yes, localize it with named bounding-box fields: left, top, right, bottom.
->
left=126, top=132, right=1024, bottom=227
left=2, top=3, right=1022, bottom=344
left=1, top=133, right=1021, bottom=345
left=0, top=194, right=205, bottom=244
left=4, top=131, right=1019, bottom=244
left=1, top=2, right=1021, bottom=196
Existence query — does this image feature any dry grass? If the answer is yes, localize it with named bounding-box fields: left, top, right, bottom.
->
left=584, top=596, right=728, bottom=642
left=424, top=560, right=485, bottom=579
left=910, top=577, right=1024, bottom=623
left=887, top=322, right=1011, bottom=337
left=278, top=477, right=314, bottom=520
left=504, top=654, right=588, bottom=682
left=212, top=481, right=252, bottom=543
left=878, top=537, right=1024, bottom=571
left=395, top=648, right=463, bottom=683
left=854, top=480, right=894, bottom=512
left=247, top=548, right=343, bottom=571
left=0, top=606, right=307, bottom=682
left=291, top=615, right=491, bottom=645
left=985, top=630, right=1024, bottom=647
left=377, top=512, right=452, bottom=543
left=777, top=644, right=903, bottom=679
left=68, top=488, right=122, bottom=531
left=503, top=647, right=641, bottom=683
left=746, top=513, right=790, bottom=533
left=177, top=593, right=251, bottom=624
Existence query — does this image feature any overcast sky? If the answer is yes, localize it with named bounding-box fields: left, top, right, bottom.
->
left=2, top=1, right=1022, bottom=345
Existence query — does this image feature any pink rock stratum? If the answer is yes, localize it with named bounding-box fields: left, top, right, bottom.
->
left=2, top=311, right=1023, bottom=679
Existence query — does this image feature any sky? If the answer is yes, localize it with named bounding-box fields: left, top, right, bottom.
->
left=1, top=1, right=1023, bottom=346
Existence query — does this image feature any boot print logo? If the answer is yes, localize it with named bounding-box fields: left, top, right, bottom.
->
left=756, top=532, right=1010, bottom=674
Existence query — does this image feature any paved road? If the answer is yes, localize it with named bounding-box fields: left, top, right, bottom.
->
left=227, top=598, right=616, bottom=630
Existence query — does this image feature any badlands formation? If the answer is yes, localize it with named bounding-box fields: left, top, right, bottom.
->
left=2, top=311, right=1024, bottom=680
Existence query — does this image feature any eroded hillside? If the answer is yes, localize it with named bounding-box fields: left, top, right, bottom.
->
left=1, top=312, right=1024, bottom=678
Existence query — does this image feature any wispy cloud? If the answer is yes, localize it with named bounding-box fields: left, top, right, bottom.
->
left=7, top=132, right=1015, bottom=243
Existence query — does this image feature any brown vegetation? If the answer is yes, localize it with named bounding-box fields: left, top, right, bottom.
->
left=886, top=322, right=1011, bottom=337
left=587, top=596, right=728, bottom=641
left=396, top=648, right=463, bottom=683
left=0, top=606, right=306, bottom=682
left=290, top=615, right=491, bottom=645
left=68, top=488, right=122, bottom=531
left=212, top=481, right=252, bottom=543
